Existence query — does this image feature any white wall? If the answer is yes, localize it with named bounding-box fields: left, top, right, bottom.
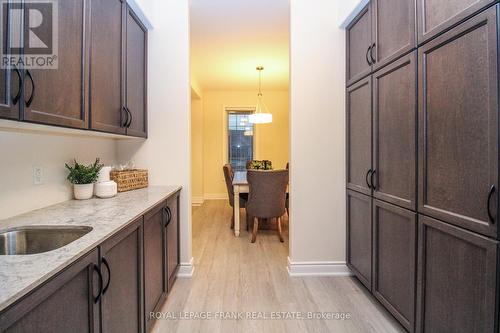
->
left=288, top=0, right=358, bottom=270
left=191, top=90, right=204, bottom=204
left=117, top=0, right=192, bottom=273
left=0, top=130, right=117, bottom=220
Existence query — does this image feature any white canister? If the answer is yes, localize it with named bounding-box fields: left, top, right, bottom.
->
left=74, top=184, right=94, bottom=200
left=95, top=181, right=118, bottom=198
left=97, top=166, right=112, bottom=183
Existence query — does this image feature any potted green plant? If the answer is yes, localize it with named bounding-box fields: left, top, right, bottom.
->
left=65, top=158, right=104, bottom=200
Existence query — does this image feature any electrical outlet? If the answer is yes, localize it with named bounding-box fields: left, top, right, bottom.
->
left=33, top=166, right=43, bottom=185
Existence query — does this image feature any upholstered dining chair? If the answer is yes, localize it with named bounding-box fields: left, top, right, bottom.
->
left=246, top=169, right=289, bottom=243
left=223, top=164, right=249, bottom=229
left=285, top=163, right=289, bottom=216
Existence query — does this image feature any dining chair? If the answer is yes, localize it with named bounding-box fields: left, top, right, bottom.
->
left=246, top=169, right=289, bottom=243
left=285, top=163, right=289, bottom=216
left=223, top=164, right=249, bottom=229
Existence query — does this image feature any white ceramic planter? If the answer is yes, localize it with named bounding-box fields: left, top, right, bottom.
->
left=74, top=183, right=94, bottom=200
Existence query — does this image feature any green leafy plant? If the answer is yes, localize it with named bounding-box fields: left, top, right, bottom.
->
left=65, top=158, right=104, bottom=184
left=249, top=160, right=273, bottom=170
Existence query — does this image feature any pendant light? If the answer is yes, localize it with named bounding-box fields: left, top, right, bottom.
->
left=249, top=66, right=273, bottom=124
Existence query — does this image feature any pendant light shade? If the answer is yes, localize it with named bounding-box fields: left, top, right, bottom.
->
left=249, top=66, right=272, bottom=124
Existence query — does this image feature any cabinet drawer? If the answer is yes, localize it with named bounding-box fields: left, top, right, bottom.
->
left=416, top=215, right=497, bottom=332
left=100, top=217, right=144, bottom=333
left=347, top=190, right=372, bottom=290
left=372, top=0, right=416, bottom=70
left=346, top=77, right=372, bottom=196
left=346, top=4, right=372, bottom=86
left=0, top=249, right=100, bottom=332
left=143, top=200, right=167, bottom=332
left=165, top=193, right=180, bottom=291
left=373, top=200, right=416, bottom=331
left=418, top=6, right=498, bottom=237
left=373, top=52, right=417, bottom=210
left=417, top=0, right=497, bottom=43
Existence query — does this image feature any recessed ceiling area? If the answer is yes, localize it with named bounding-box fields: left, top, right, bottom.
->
left=190, top=0, right=289, bottom=91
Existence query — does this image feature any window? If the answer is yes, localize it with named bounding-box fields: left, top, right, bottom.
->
left=228, top=112, right=254, bottom=171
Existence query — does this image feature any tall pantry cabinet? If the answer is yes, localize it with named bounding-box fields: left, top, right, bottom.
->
left=345, top=0, right=500, bottom=332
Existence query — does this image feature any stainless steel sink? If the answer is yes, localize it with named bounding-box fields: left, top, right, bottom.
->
left=0, top=226, right=93, bottom=255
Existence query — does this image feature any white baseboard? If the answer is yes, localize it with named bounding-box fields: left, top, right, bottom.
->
left=192, top=196, right=204, bottom=206
left=203, top=193, right=228, bottom=200
left=287, top=257, right=353, bottom=277
left=177, top=257, right=195, bottom=278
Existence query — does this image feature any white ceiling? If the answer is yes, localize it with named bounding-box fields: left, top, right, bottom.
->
left=190, top=0, right=290, bottom=92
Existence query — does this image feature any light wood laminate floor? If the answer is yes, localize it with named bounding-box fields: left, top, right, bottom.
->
left=152, top=200, right=405, bottom=333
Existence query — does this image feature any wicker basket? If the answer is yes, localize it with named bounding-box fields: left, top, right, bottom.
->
left=110, top=169, right=148, bottom=192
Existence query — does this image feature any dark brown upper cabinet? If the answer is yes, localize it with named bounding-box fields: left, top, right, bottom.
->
left=416, top=215, right=498, bottom=333
left=144, top=201, right=168, bottom=332
left=0, top=0, right=21, bottom=120
left=22, top=0, right=89, bottom=129
left=373, top=52, right=416, bottom=210
left=417, top=0, right=496, bottom=43
left=166, top=193, right=180, bottom=291
left=125, top=6, right=147, bottom=138
left=0, top=249, right=100, bottom=332
left=371, top=0, right=416, bottom=70
left=90, top=0, right=126, bottom=135
left=347, top=190, right=372, bottom=291
left=372, top=200, right=416, bottom=331
left=346, top=77, right=372, bottom=196
left=0, top=0, right=148, bottom=136
left=346, top=4, right=372, bottom=87
left=418, top=6, right=498, bottom=238
left=99, top=217, right=144, bottom=333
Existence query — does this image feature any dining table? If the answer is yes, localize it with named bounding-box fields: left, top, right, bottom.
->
left=232, top=170, right=288, bottom=237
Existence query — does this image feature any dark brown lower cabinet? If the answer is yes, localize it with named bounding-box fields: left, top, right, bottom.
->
left=372, top=200, right=416, bottom=331
left=347, top=190, right=372, bottom=290
left=0, top=192, right=181, bottom=333
left=166, top=193, right=180, bottom=291
left=100, top=217, right=144, bottom=333
left=144, top=201, right=168, bottom=332
left=0, top=249, right=100, bottom=332
left=416, top=215, right=498, bottom=333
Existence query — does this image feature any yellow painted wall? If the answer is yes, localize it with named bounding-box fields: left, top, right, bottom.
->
left=201, top=90, right=289, bottom=198
left=191, top=91, right=204, bottom=203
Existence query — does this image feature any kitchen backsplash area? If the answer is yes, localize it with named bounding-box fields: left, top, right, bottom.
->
left=0, top=130, right=118, bottom=220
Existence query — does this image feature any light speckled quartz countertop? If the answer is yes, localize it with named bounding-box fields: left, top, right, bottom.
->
left=0, top=185, right=181, bottom=312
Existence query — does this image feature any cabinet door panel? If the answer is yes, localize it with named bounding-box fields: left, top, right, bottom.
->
left=144, top=202, right=167, bottom=332
left=418, top=6, right=498, bottom=237
left=373, top=200, right=416, bottom=331
left=372, top=0, right=416, bottom=70
left=416, top=215, right=497, bottom=333
left=23, top=0, right=88, bottom=128
left=125, top=7, right=147, bottom=138
left=0, top=0, right=21, bottom=120
left=373, top=53, right=416, bottom=210
left=100, top=217, right=143, bottom=333
left=346, top=4, right=372, bottom=86
left=417, top=0, right=496, bottom=43
left=0, top=250, right=100, bottom=333
left=347, top=190, right=372, bottom=290
left=166, top=194, right=179, bottom=291
left=90, top=0, right=125, bottom=134
left=347, top=77, right=372, bottom=196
